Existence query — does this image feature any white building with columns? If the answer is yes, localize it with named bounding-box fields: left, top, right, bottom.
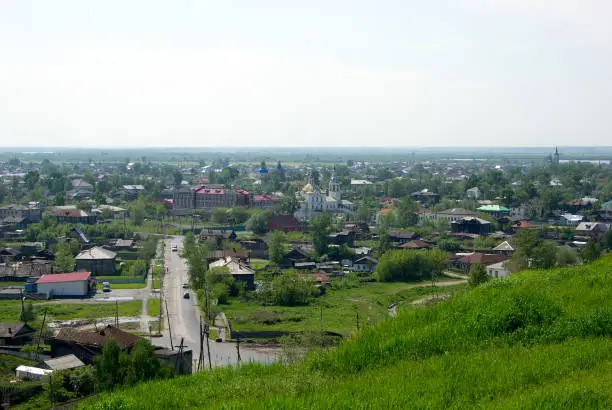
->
left=294, top=170, right=355, bottom=220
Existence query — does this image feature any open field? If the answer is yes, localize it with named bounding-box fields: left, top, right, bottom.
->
left=0, top=300, right=142, bottom=322
left=223, top=279, right=467, bottom=336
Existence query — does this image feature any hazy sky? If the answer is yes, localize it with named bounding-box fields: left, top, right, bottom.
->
left=1, top=0, right=611, bottom=148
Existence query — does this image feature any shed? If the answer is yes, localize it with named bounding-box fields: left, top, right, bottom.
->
left=43, top=354, right=85, bottom=371
left=16, top=365, right=52, bottom=381
left=0, top=322, right=36, bottom=346
left=36, top=272, right=92, bottom=297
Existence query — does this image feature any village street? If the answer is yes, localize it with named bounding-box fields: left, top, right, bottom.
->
left=154, top=236, right=279, bottom=369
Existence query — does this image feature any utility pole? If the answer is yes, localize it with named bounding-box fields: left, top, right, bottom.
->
left=165, top=299, right=174, bottom=350
left=36, top=309, right=47, bottom=354
left=19, top=290, right=25, bottom=323
left=198, top=320, right=204, bottom=371
left=356, top=311, right=360, bottom=333
left=115, top=300, right=119, bottom=327
left=206, top=322, right=212, bottom=370
left=235, top=334, right=241, bottom=363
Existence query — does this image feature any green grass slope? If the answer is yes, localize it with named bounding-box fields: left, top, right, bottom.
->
left=84, top=257, right=612, bottom=409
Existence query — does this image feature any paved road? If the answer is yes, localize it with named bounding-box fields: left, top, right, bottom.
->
left=156, top=236, right=279, bottom=370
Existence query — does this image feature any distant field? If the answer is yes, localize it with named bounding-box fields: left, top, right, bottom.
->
left=0, top=300, right=143, bottom=322
left=223, top=280, right=466, bottom=336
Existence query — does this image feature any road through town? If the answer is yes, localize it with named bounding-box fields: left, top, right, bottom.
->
left=158, top=237, right=279, bottom=369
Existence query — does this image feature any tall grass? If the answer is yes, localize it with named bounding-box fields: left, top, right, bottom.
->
left=82, top=256, right=612, bottom=409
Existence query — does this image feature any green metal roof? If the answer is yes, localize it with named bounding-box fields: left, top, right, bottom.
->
left=477, top=204, right=509, bottom=212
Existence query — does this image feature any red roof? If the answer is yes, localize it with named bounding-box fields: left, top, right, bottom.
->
left=457, top=253, right=507, bottom=266
left=376, top=208, right=393, bottom=215
left=36, top=272, right=91, bottom=284
left=400, top=240, right=430, bottom=249
left=254, top=195, right=281, bottom=202
left=54, top=209, right=85, bottom=217
left=195, top=188, right=225, bottom=195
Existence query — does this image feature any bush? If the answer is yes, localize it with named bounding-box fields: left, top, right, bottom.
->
left=269, top=273, right=316, bottom=306
left=375, top=249, right=448, bottom=282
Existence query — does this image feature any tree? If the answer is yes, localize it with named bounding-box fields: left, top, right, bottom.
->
left=556, top=246, right=578, bottom=267
left=603, top=229, right=612, bottom=251
left=311, top=213, right=331, bottom=257
left=581, top=239, right=601, bottom=263
left=211, top=207, right=229, bottom=224
left=269, top=272, right=316, bottom=306
left=468, top=263, right=490, bottom=286
left=95, top=339, right=125, bottom=391
left=375, top=249, right=447, bottom=282
left=69, top=366, right=96, bottom=396
left=394, top=198, right=419, bottom=226
left=173, top=170, right=183, bottom=186
left=229, top=207, right=250, bottom=224
left=267, top=230, right=285, bottom=265
left=246, top=211, right=269, bottom=235
left=279, top=195, right=298, bottom=215
left=131, top=201, right=146, bottom=226
left=124, top=340, right=167, bottom=386
left=24, top=170, right=40, bottom=190
left=21, top=301, right=35, bottom=323
left=54, top=242, right=76, bottom=272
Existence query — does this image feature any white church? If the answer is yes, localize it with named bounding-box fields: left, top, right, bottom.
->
left=294, top=170, right=355, bottom=220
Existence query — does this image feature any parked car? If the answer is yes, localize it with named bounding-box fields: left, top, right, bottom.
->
left=182, top=283, right=189, bottom=289
left=102, top=282, right=111, bottom=292
left=172, top=244, right=178, bottom=252
left=183, top=292, right=190, bottom=299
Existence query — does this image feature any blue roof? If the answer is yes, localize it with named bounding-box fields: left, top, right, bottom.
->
left=257, top=167, right=269, bottom=174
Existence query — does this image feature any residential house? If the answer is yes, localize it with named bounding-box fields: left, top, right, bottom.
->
left=206, top=249, right=249, bottom=262
left=122, top=185, right=145, bottom=201
left=477, top=205, right=510, bottom=218
left=560, top=213, right=585, bottom=226
left=456, top=253, right=507, bottom=272
left=267, top=215, right=304, bottom=232
left=411, top=189, right=439, bottom=204
left=239, top=239, right=268, bottom=259
left=399, top=240, right=430, bottom=250
left=387, top=229, right=416, bottom=244
left=54, top=209, right=97, bottom=225
left=375, top=208, right=393, bottom=225
left=200, top=229, right=237, bottom=247
left=93, top=205, right=128, bottom=220
left=451, top=217, right=491, bottom=236
left=280, top=247, right=311, bottom=268
left=0, top=322, right=36, bottom=346
left=70, top=227, right=90, bottom=244
left=492, top=241, right=515, bottom=255
left=343, top=223, right=370, bottom=240
left=50, top=325, right=192, bottom=374
left=486, top=261, right=511, bottom=278
left=209, top=256, right=255, bottom=290
left=113, top=239, right=135, bottom=250
left=353, top=256, right=378, bottom=273
left=328, top=231, right=355, bottom=246
left=75, top=247, right=117, bottom=275
left=575, top=222, right=609, bottom=237
left=71, top=179, right=93, bottom=192
left=0, top=204, right=42, bottom=223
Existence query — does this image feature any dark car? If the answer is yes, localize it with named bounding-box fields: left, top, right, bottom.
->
left=183, top=292, right=190, bottom=299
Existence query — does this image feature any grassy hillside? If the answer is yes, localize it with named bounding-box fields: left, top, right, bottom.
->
left=84, top=257, right=612, bottom=409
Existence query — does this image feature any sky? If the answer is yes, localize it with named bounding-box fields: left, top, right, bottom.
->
left=1, top=0, right=611, bottom=148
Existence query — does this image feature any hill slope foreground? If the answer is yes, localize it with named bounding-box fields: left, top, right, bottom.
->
left=85, top=257, right=612, bottom=409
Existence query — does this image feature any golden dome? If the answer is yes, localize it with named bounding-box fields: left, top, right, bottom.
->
left=302, top=183, right=314, bottom=193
